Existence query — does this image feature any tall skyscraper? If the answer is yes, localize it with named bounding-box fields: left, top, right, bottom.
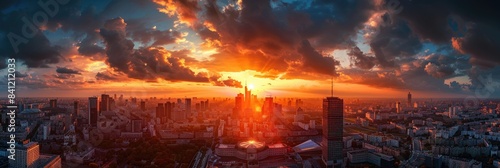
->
left=100, top=94, right=110, bottom=112
left=262, top=97, right=274, bottom=119
left=88, top=97, right=98, bottom=127
left=49, top=99, right=57, bottom=108
left=322, top=97, right=344, bottom=167
left=200, top=101, right=205, bottom=112
left=165, top=102, right=172, bottom=120
left=185, top=98, right=192, bottom=116
left=73, top=101, right=79, bottom=124
left=396, top=101, right=401, bottom=113
left=156, top=103, right=165, bottom=123
left=140, top=101, right=146, bottom=111
left=407, top=92, right=412, bottom=107
left=245, top=84, right=251, bottom=109
left=195, top=103, right=201, bottom=113
left=234, top=93, right=244, bottom=117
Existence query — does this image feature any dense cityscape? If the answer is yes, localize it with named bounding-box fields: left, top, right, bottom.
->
left=2, top=85, right=500, bottom=167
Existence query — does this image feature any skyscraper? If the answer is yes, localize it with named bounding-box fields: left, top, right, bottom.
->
left=100, top=94, right=110, bottom=112
left=156, top=103, right=165, bottom=123
left=185, top=98, right=192, bottom=116
left=165, top=102, right=172, bottom=120
left=407, top=92, right=412, bottom=107
left=396, top=101, right=401, bottom=113
left=140, top=101, right=146, bottom=111
left=88, top=97, right=98, bottom=127
left=234, top=93, right=244, bottom=117
left=262, top=97, right=274, bottom=119
left=322, top=96, right=344, bottom=167
left=73, top=101, right=79, bottom=124
left=245, top=84, right=251, bottom=109
left=49, top=99, right=57, bottom=108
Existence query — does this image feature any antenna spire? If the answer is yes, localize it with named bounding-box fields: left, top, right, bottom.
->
left=331, top=54, right=334, bottom=97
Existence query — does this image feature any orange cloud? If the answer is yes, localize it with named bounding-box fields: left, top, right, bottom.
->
left=153, top=0, right=200, bottom=27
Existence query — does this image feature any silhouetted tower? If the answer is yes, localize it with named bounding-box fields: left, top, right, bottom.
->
left=322, top=97, right=344, bottom=167
left=49, top=99, right=57, bottom=108
left=100, top=94, right=110, bottom=112
left=407, top=92, right=412, bottom=107
left=88, top=97, right=98, bottom=127
left=234, top=93, right=244, bottom=117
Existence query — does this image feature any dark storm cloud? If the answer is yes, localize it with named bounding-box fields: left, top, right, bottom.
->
left=130, top=28, right=181, bottom=46
left=152, top=0, right=201, bottom=26
left=2, top=0, right=500, bottom=95
left=211, top=76, right=243, bottom=88
left=418, top=52, right=470, bottom=79
left=3, top=71, right=29, bottom=79
left=298, top=40, right=338, bottom=75
left=99, top=17, right=242, bottom=85
left=56, top=67, right=81, bottom=74
left=0, top=0, right=95, bottom=68
left=53, top=73, right=75, bottom=79
left=15, top=71, right=29, bottom=78
left=467, top=67, right=500, bottom=94
left=296, top=0, right=377, bottom=49
left=424, top=62, right=455, bottom=79
left=99, top=17, right=133, bottom=72
left=339, top=50, right=474, bottom=93
left=126, top=47, right=209, bottom=82
left=95, top=71, right=121, bottom=81
left=347, top=46, right=376, bottom=69
left=78, top=32, right=105, bottom=56
left=196, top=0, right=373, bottom=76
left=380, top=0, right=500, bottom=67
left=368, top=17, right=423, bottom=68
left=339, top=69, right=405, bottom=89
left=0, top=0, right=171, bottom=68
left=0, top=24, right=62, bottom=68
left=452, top=25, right=500, bottom=67
left=222, top=78, right=242, bottom=88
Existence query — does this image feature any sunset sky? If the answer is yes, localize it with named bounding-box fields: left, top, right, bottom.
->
left=1, top=0, right=499, bottom=98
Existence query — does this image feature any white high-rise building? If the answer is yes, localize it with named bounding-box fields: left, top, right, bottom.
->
left=10, top=141, right=39, bottom=167
left=9, top=140, right=61, bottom=168
left=449, top=106, right=458, bottom=118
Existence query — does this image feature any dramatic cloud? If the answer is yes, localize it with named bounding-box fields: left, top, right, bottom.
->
left=424, top=62, right=454, bottom=78
left=2, top=0, right=500, bottom=97
left=368, top=18, right=423, bottom=68
left=98, top=17, right=241, bottom=86
left=347, top=46, right=376, bottom=69
left=383, top=0, right=500, bottom=67
left=130, top=28, right=182, bottom=46
left=56, top=67, right=82, bottom=75
left=211, top=76, right=243, bottom=88
left=95, top=71, right=122, bottom=81
left=153, top=0, right=201, bottom=27
left=452, top=25, right=500, bottom=67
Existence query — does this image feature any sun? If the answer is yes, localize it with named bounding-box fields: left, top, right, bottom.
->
left=248, top=83, right=254, bottom=90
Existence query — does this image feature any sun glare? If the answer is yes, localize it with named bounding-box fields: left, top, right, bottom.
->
left=249, top=83, right=255, bottom=90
